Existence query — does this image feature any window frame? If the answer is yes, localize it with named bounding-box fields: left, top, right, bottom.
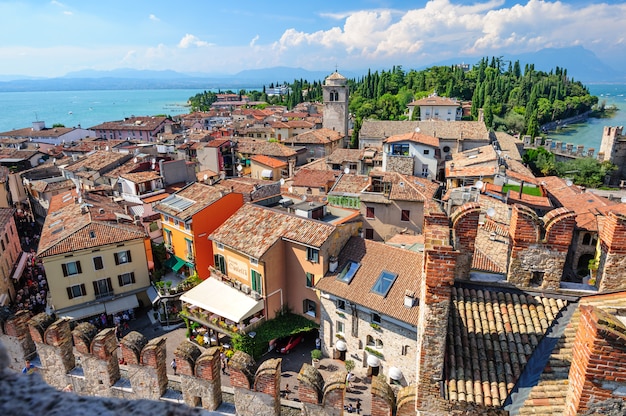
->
left=307, top=247, right=319, bottom=263
left=303, top=299, right=317, bottom=317
left=401, top=210, right=410, bottom=222
left=93, top=277, right=113, bottom=299
left=93, top=256, right=104, bottom=271
left=306, top=272, right=314, bottom=288
left=117, top=272, right=136, bottom=287
left=336, top=299, right=346, bottom=311
left=62, top=261, right=82, bottom=277
left=114, top=250, right=132, bottom=265
left=366, top=206, right=375, bottom=219
left=67, top=283, right=86, bottom=299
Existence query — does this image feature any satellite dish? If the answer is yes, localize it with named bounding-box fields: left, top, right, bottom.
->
left=203, top=174, right=208, bottom=181
left=151, top=158, right=156, bottom=164
left=301, top=195, right=307, bottom=201
left=288, top=186, right=293, bottom=193
left=105, top=146, right=109, bottom=151
left=236, top=164, right=242, bottom=172
left=344, top=167, right=350, bottom=174
left=133, top=157, right=138, bottom=163
left=486, top=207, right=496, bottom=218
left=280, top=178, right=285, bottom=185
left=475, top=180, right=484, bottom=190
left=414, top=127, right=421, bottom=133
left=621, top=196, right=626, bottom=203
left=565, top=179, right=573, bottom=187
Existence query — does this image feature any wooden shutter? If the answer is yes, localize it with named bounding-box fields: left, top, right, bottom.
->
left=67, top=287, right=73, bottom=299
left=114, top=253, right=119, bottom=265
left=130, top=272, right=135, bottom=284
left=93, top=281, right=99, bottom=296
left=118, top=274, right=123, bottom=287
left=62, top=264, right=68, bottom=277
left=80, top=283, right=86, bottom=296
left=106, top=278, right=113, bottom=292
left=76, top=261, right=82, bottom=274
left=127, top=251, right=132, bottom=263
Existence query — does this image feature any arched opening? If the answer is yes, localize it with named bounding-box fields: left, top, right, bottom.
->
left=582, top=233, right=591, bottom=245
left=577, top=253, right=595, bottom=278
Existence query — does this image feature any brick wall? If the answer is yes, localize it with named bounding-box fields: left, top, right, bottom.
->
left=599, top=211, right=626, bottom=292
left=565, top=305, right=626, bottom=415
left=451, top=202, right=481, bottom=280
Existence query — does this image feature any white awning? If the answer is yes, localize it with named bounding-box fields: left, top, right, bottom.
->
left=11, top=252, right=28, bottom=280
left=261, top=169, right=273, bottom=178
left=180, top=277, right=264, bottom=323
left=335, top=340, right=347, bottom=351
left=389, top=367, right=403, bottom=380
left=60, top=303, right=106, bottom=320
left=146, top=286, right=160, bottom=304
left=104, top=294, right=139, bottom=315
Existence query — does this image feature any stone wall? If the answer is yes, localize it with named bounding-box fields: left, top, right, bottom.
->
left=598, top=211, right=626, bottom=292
left=385, top=155, right=414, bottom=176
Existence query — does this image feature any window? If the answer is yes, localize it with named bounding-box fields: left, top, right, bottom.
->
left=422, top=166, right=429, bottom=177
left=391, top=144, right=409, bottom=156
left=371, top=312, right=382, bottom=324
left=214, top=254, right=226, bottom=274
left=93, top=278, right=113, bottom=299
left=443, top=146, right=451, bottom=153
left=375, top=339, right=384, bottom=349
left=366, top=335, right=374, bottom=347
left=337, top=261, right=360, bottom=284
left=304, top=299, right=316, bottom=317
left=306, top=272, right=314, bottom=288
left=114, top=250, right=132, bottom=265
left=336, top=321, right=345, bottom=335
left=250, top=257, right=259, bottom=266
left=365, top=228, right=374, bottom=240
left=66, top=284, right=86, bottom=299
left=366, top=207, right=375, bottom=218
left=216, top=242, right=224, bottom=250
left=164, top=229, right=172, bottom=245
left=371, top=270, right=398, bottom=297
left=423, top=149, right=430, bottom=155
left=93, top=256, right=104, bottom=270
left=118, top=272, right=136, bottom=287
left=62, top=261, right=82, bottom=277
left=336, top=299, right=346, bottom=310
left=251, top=270, right=262, bottom=295
left=307, top=247, right=319, bottom=263
left=402, top=345, right=410, bottom=356
left=401, top=210, right=410, bottom=222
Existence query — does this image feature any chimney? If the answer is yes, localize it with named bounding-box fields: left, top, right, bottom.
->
left=329, top=256, right=338, bottom=273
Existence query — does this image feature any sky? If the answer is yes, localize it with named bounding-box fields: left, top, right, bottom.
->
left=1, top=0, right=626, bottom=78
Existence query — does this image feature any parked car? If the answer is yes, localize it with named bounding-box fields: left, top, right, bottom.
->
left=278, top=333, right=304, bottom=354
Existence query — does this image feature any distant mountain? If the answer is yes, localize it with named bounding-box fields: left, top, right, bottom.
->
left=232, top=66, right=361, bottom=83
left=63, top=68, right=192, bottom=80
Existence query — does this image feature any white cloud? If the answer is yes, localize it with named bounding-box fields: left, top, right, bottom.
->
left=50, top=1, right=66, bottom=7
left=177, top=34, right=212, bottom=49
left=274, top=0, right=626, bottom=65
left=149, top=14, right=160, bottom=22
left=63, top=11, right=72, bottom=16
left=250, top=35, right=259, bottom=47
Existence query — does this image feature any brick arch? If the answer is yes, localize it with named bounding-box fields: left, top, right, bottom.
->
left=509, top=204, right=541, bottom=244
left=543, top=207, right=576, bottom=246
left=450, top=202, right=481, bottom=279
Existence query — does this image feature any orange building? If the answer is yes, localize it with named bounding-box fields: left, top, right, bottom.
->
left=154, top=182, right=244, bottom=279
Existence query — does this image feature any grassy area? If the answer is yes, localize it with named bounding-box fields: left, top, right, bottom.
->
left=502, top=184, right=543, bottom=196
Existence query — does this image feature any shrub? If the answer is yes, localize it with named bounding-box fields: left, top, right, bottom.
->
left=344, top=359, right=355, bottom=373
left=311, top=349, right=323, bottom=360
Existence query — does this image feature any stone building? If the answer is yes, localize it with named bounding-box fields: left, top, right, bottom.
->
left=0, top=208, right=22, bottom=305
left=316, top=237, right=421, bottom=385
left=322, top=71, right=349, bottom=145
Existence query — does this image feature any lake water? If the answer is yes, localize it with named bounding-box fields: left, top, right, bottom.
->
left=0, top=85, right=624, bottom=149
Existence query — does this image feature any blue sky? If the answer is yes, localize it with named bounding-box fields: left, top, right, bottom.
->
left=2, top=0, right=626, bottom=77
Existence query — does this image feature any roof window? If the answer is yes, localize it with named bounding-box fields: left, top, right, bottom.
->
left=337, top=261, right=360, bottom=284
left=372, top=270, right=398, bottom=297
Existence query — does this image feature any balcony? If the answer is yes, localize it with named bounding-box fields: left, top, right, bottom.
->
left=95, top=290, right=115, bottom=300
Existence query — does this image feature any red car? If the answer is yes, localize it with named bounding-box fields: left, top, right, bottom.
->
left=278, top=333, right=304, bottom=354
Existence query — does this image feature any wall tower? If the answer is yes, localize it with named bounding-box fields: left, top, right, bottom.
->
left=322, top=71, right=349, bottom=146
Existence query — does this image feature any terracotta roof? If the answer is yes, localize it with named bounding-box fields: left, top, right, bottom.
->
left=0, top=126, right=76, bottom=138
left=0, top=208, right=14, bottom=229
left=384, top=131, right=439, bottom=148
left=205, top=138, right=231, bottom=148
left=410, top=95, right=459, bottom=106
left=153, top=182, right=229, bottom=221
left=38, top=191, right=146, bottom=257
left=250, top=154, right=287, bottom=169
left=316, top=237, right=421, bottom=325
left=445, top=285, right=567, bottom=407
left=30, top=179, right=74, bottom=194
left=327, top=148, right=364, bottom=164
left=119, top=171, right=162, bottom=183
left=236, top=139, right=299, bottom=158
left=292, top=169, right=340, bottom=188
left=63, top=151, right=130, bottom=174
left=209, top=203, right=336, bottom=259
left=330, top=174, right=370, bottom=195
left=495, top=132, right=524, bottom=161
left=89, top=116, right=170, bottom=131
left=472, top=225, right=510, bottom=274
left=366, top=172, right=439, bottom=203
left=326, top=71, right=347, bottom=80
left=283, top=128, right=343, bottom=145
left=360, top=120, right=491, bottom=141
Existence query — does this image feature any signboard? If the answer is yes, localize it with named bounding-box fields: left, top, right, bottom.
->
left=227, top=256, right=249, bottom=280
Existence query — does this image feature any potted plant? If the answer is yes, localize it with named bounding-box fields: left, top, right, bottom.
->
left=311, top=349, right=322, bottom=368
left=344, top=359, right=355, bottom=374
left=588, top=258, right=599, bottom=285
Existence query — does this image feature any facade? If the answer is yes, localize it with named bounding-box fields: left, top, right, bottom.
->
left=89, top=116, right=172, bottom=142
left=407, top=94, right=462, bottom=121
left=360, top=171, right=440, bottom=241
left=249, top=155, right=287, bottom=181
left=283, top=128, right=344, bottom=162
left=322, top=71, right=349, bottom=144
left=290, top=169, right=340, bottom=196
left=0, top=121, right=95, bottom=146
left=154, top=182, right=244, bottom=280
left=0, top=208, right=21, bottom=306
left=382, top=131, right=439, bottom=178
left=316, top=237, right=421, bottom=385
left=204, top=203, right=358, bottom=327
left=37, top=191, right=153, bottom=320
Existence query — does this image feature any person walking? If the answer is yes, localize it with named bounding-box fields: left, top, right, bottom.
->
left=170, top=358, right=177, bottom=375
left=22, top=360, right=36, bottom=375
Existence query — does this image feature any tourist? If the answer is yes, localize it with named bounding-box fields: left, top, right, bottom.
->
left=170, top=358, right=177, bottom=375
left=22, top=360, right=36, bottom=375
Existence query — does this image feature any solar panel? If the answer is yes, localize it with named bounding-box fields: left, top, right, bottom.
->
left=161, top=194, right=194, bottom=212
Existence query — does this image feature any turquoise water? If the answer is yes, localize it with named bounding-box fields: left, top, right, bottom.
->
left=0, top=85, right=624, bottom=147
left=0, top=89, right=202, bottom=132
left=546, top=84, right=626, bottom=150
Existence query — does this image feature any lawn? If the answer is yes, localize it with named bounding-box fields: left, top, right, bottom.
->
left=502, top=184, right=543, bottom=196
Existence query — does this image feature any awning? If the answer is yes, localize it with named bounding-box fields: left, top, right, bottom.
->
left=60, top=303, right=106, bottom=320
left=367, top=354, right=380, bottom=367
left=261, top=169, right=273, bottom=179
left=165, top=256, right=187, bottom=272
left=180, top=277, right=264, bottom=323
left=389, top=367, right=403, bottom=380
left=104, top=294, right=139, bottom=315
left=11, top=252, right=28, bottom=280
left=335, top=340, right=347, bottom=351
left=146, top=286, right=160, bottom=304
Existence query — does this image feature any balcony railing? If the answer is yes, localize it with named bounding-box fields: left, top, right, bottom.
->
left=95, top=291, right=115, bottom=300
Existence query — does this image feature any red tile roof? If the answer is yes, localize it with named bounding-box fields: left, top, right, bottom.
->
left=292, top=169, right=339, bottom=188
left=384, top=131, right=439, bottom=148
left=251, top=154, right=287, bottom=169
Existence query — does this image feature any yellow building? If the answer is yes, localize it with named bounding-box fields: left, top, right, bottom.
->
left=38, top=190, right=153, bottom=320
left=0, top=208, right=22, bottom=305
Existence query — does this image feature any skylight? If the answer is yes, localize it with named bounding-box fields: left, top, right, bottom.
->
left=337, top=261, right=360, bottom=284
left=371, top=270, right=398, bottom=297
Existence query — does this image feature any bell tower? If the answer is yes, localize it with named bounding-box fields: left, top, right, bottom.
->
left=322, top=71, right=349, bottom=146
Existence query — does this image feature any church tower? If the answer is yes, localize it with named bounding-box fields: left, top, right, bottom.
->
left=322, top=71, right=349, bottom=147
